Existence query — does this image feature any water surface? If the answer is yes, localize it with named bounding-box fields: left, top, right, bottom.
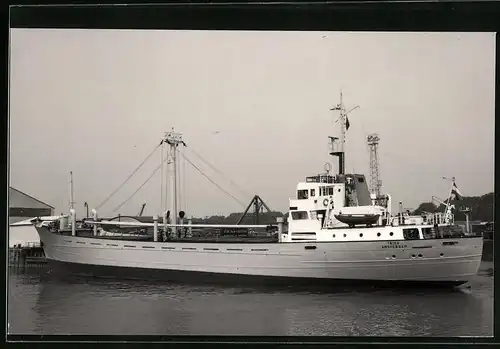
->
left=8, top=262, right=493, bottom=337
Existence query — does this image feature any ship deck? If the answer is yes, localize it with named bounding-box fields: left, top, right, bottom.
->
left=55, top=229, right=280, bottom=244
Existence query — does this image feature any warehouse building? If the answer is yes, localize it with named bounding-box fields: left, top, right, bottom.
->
left=9, top=187, right=54, bottom=224
left=9, top=187, right=55, bottom=248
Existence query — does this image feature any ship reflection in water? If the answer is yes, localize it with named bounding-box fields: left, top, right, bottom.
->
left=8, top=262, right=493, bottom=337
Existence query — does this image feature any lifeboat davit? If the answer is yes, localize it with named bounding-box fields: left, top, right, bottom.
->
left=334, top=206, right=385, bottom=226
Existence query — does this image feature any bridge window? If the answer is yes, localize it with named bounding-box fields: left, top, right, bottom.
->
left=297, top=190, right=308, bottom=200
left=291, top=211, right=309, bottom=220
left=422, top=228, right=436, bottom=239
left=403, top=228, right=420, bottom=240
left=320, top=186, right=334, bottom=196
left=310, top=189, right=316, bottom=197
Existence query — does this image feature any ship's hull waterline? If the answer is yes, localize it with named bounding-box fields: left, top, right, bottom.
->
left=35, top=225, right=483, bottom=287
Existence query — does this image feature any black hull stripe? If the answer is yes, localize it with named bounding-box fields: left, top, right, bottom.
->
left=46, top=259, right=467, bottom=289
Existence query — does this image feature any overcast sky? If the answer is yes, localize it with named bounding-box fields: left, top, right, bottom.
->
left=9, top=29, right=495, bottom=218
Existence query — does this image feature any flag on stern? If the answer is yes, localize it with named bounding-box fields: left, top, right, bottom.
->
left=451, top=181, right=463, bottom=200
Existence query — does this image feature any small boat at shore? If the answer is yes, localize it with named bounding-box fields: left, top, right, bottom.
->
left=32, top=93, right=483, bottom=287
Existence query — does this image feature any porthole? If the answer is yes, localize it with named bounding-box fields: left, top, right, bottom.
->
left=440, top=253, right=444, bottom=257
left=333, top=234, right=336, bottom=238
left=359, top=233, right=363, bottom=237
left=343, top=234, right=347, bottom=238
left=418, top=254, right=423, bottom=258
left=392, top=255, right=396, bottom=259
left=411, top=254, right=416, bottom=258
left=389, top=232, right=394, bottom=236
left=377, top=232, right=381, bottom=237
left=338, top=189, right=341, bottom=192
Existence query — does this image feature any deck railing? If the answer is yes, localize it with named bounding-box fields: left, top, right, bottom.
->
left=389, top=212, right=453, bottom=226
left=11, top=241, right=41, bottom=249
left=51, top=213, right=285, bottom=242
left=424, top=212, right=453, bottom=226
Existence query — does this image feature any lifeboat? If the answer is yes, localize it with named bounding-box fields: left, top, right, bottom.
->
left=334, top=206, right=385, bottom=226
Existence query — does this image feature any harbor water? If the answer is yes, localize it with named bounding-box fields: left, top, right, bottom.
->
left=8, top=261, right=493, bottom=337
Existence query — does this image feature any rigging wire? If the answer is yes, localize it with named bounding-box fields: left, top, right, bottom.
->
left=176, top=146, right=182, bottom=214
left=183, top=146, right=187, bottom=213
left=166, top=148, right=173, bottom=214
left=178, top=150, right=247, bottom=208
left=106, top=138, right=247, bottom=214
left=112, top=160, right=164, bottom=213
left=96, top=142, right=161, bottom=210
left=177, top=146, right=187, bottom=213
left=187, top=146, right=251, bottom=200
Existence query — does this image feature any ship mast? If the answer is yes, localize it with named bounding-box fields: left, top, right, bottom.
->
left=339, top=91, right=346, bottom=154
left=329, top=91, right=359, bottom=175
left=163, top=128, right=185, bottom=235
left=160, top=137, right=165, bottom=213
left=69, top=171, right=75, bottom=211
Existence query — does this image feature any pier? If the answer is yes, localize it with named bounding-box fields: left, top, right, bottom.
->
left=9, top=243, right=47, bottom=268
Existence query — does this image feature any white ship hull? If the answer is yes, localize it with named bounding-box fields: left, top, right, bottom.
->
left=35, top=224, right=483, bottom=287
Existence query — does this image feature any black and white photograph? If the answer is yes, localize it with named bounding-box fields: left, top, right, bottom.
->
left=7, top=23, right=494, bottom=338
